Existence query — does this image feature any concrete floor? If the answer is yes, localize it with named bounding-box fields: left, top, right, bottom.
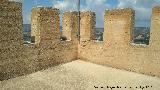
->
left=0, top=60, right=160, bottom=90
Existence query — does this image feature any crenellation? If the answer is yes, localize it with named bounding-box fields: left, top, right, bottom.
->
left=62, top=11, right=79, bottom=41
left=104, top=8, right=135, bottom=47
left=31, top=7, right=60, bottom=45
left=150, top=6, right=160, bottom=48
left=80, top=11, right=96, bottom=41
left=1, top=1, right=160, bottom=81
left=0, top=0, right=23, bottom=47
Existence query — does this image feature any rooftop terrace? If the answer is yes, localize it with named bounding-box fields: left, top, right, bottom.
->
left=1, top=60, right=160, bottom=90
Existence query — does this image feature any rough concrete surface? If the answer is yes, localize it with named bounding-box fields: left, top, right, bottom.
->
left=0, top=60, right=160, bottom=90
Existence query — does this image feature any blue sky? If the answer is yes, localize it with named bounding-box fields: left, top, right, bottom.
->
left=13, top=0, right=160, bottom=27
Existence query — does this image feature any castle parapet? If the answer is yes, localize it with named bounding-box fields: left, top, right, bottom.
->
left=80, top=11, right=96, bottom=41
left=62, top=11, right=79, bottom=41
left=150, top=6, right=160, bottom=48
left=104, top=8, right=135, bottom=47
left=0, top=0, right=23, bottom=48
left=31, top=7, right=60, bottom=45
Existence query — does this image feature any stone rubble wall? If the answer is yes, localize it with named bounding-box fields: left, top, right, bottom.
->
left=1, top=0, right=160, bottom=81
left=62, top=11, right=79, bottom=41
left=150, top=6, right=160, bottom=49
left=80, top=11, right=96, bottom=41
left=79, top=7, right=160, bottom=78
left=30, top=8, right=78, bottom=68
left=0, top=0, right=24, bottom=80
left=0, top=3, right=77, bottom=80
left=31, top=7, right=60, bottom=45
left=104, top=8, right=135, bottom=47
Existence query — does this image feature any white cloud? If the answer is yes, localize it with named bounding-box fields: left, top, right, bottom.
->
left=51, top=0, right=160, bottom=27
left=53, top=0, right=78, bottom=11
left=117, top=0, right=160, bottom=21
left=9, top=0, right=23, bottom=3
left=82, top=0, right=110, bottom=27
left=52, top=0, right=110, bottom=27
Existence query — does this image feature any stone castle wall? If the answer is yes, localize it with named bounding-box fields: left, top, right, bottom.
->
left=1, top=0, right=160, bottom=80
left=0, top=0, right=24, bottom=80
left=80, top=11, right=96, bottom=41
left=79, top=7, right=160, bottom=77
left=104, top=8, right=135, bottom=47
left=31, top=7, right=60, bottom=45
left=0, top=3, right=77, bottom=80
left=150, top=7, right=160, bottom=49
left=62, top=11, right=79, bottom=41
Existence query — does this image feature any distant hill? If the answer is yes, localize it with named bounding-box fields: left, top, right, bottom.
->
left=23, top=24, right=63, bottom=32
left=23, top=24, right=150, bottom=44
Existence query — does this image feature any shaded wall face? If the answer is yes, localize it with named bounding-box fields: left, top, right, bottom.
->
left=62, top=12, right=79, bottom=41
left=0, top=1, right=23, bottom=81
left=30, top=8, right=78, bottom=73
left=31, top=8, right=60, bottom=45
left=1, top=6, right=78, bottom=81
left=150, top=7, right=160, bottom=49
left=31, top=9, right=40, bottom=44
left=80, top=12, right=96, bottom=41
left=104, top=9, right=135, bottom=47
left=0, top=1, right=23, bottom=48
left=62, top=13, right=72, bottom=41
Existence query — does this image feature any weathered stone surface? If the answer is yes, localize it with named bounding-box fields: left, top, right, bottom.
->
left=62, top=11, right=79, bottom=41
left=79, top=7, right=160, bottom=78
left=150, top=6, right=160, bottom=49
left=0, top=2, right=77, bottom=81
left=80, top=11, right=96, bottom=41
left=31, top=7, right=60, bottom=45
left=1, top=1, right=160, bottom=81
left=104, top=8, right=135, bottom=47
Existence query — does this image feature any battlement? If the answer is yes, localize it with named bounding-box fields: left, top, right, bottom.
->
left=106, top=8, right=134, bottom=15
left=80, top=11, right=96, bottom=41
left=62, top=11, right=96, bottom=42
left=62, top=11, right=78, bottom=41
left=104, top=8, right=135, bottom=47
left=0, top=0, right=23, bottom=48
left=150, top=6, right=160, bottom=48
left=31, top=7, right=60, bottom=45
left=152, top=6, right=160, bottom=15
left=1, top=4, right=160, bottom=81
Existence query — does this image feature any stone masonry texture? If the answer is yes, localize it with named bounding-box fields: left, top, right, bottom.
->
left=79, top=7, right=160, bottom=78
left=31, top=7, right=60, bottom=45
left=104, top=8, right=135, bottom=47
left=62, top=11, right=79, bottom=41
left=80, top=11, right=96, bottom=41
left=0, top=1, right=77, bottom=81
left=0, top=0, right=160, bottom=81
